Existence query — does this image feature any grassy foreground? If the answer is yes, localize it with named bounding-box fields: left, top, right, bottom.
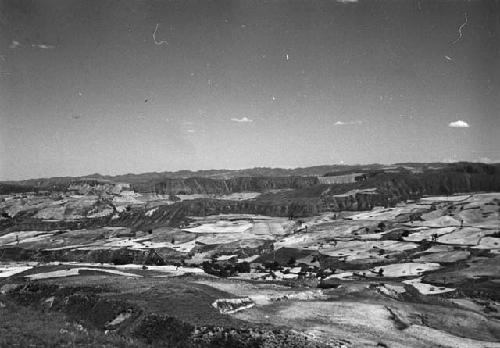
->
left=0, top=298, right=147, bottom=348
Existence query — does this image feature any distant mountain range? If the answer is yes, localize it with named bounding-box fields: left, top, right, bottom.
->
left=0, top=162, right=497, bottom=195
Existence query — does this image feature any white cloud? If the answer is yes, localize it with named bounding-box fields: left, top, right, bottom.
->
left=9, top=40, right=55, bottom=50
left=399, top=114, right=414, bottom=119
left=448, top=120, right=469, bottom=128
left=337, top=0, right=359, bottom=3
left=9, top=40, right=21, bottom=49
left=33, top=44, right=54, bottom=49
left=186, top=129, right=196, bottom=133
left=334, top=120, right=362, bottom=126
left=231, top=117, right=253, bottom=123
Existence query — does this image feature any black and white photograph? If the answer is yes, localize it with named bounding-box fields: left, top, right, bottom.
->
left=0, top=0, right=499, bottom=347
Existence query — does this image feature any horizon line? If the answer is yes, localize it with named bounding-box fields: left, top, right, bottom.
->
left=1, top=161, right=498, bottom=183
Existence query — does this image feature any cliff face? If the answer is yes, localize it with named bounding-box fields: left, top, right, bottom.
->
left=360, top=168, right=500, bottom=200
left=115, top=163, right=500, bottom=226
left=132, top=176, right=320, bottom=195
left=108, top=164, right=500, bottom=227
left=2, top=164, right=499, bottom=233
left=2, top=176, right=320, bottom=196
left=3, top=163, right=497, bottom=195
left=0, top=198, right=323, bottom=232
left=320, top=167, right=500, bottom=210
left=109, top=198, right=322, bottom=230
left=321, top=191, right=389, bottom=211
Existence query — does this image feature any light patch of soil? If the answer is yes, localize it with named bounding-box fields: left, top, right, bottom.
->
left=420, top=195, right=473, bottom=202
left=0, top=264, right=35, bottom=278
left=106, top=310, right=132, bottom=327
left=437, top=228, right=493, bottom=245
left=413, top=250, right=470, bottom=263
left=403, top=227, right=456, bottom=242
left=345, top=207, right=407, bottom=221
left=183, top=220, right=253, bottom=234
left=371, top=262, right=441, bottom=277
left=25, top=267, right=142, bottom=280
left=319, top=240, right=418, bottom=259
left=473, top=237, right=500, bottom=249
left=403, top=277, right=455, bottom=295
left=0, top=231, right=58, bottom=246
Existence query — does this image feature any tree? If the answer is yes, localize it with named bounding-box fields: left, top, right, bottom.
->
left=235, top=262, right=250, bottom=273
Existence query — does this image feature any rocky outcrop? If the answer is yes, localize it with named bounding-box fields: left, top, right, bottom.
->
left=212, top=298, right=255, bottom=314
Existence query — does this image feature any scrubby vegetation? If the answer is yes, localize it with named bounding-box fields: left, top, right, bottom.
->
left=0, top=299, right=147, bottom=348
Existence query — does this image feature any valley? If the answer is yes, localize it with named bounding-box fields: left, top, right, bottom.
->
left=1, top=163, right=499, bottom=347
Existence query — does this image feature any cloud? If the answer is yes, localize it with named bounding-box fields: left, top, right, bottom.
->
left=399, top=114, right=414, bottom=119
left=9, top=40, right=21, bottom=49
left=231, top=117, right=253, bottom=123
left=336, top=0, right=359, bottom=3
left=186, top=129, right=196, bottom=133
left=448, top=120, right=469, bottom=128
left=334, top=120, right=363, bottom=126
left=9, top=40, right=55, bottom=50
left=33, top=44, right=54, bottom=49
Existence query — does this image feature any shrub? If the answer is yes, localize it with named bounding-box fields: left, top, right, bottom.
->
left=133, top=314, right=193, bottom=346
left=111, top=248, right=135, bottom=265
left=235, top=262, right=251, bottom=273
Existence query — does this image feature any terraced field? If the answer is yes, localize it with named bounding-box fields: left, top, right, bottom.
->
left=1, top=191, right=499, bottom=347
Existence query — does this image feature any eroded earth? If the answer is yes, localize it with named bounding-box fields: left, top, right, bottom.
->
left=1, top=186, right=499, bottom=347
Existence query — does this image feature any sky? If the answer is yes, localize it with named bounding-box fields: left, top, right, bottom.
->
left=0, top=0, right=499, bottom=180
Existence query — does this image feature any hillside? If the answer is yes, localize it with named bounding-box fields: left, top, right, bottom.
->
left=1, top=162, right=494, bottom=195
left=2, top=163, right=499, bottom=233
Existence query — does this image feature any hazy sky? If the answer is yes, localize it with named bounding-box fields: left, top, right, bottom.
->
left=0, top=0, right=499, bottom=180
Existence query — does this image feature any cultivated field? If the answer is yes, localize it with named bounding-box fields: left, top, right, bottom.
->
left=1, top=190, right=499, bottom=347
